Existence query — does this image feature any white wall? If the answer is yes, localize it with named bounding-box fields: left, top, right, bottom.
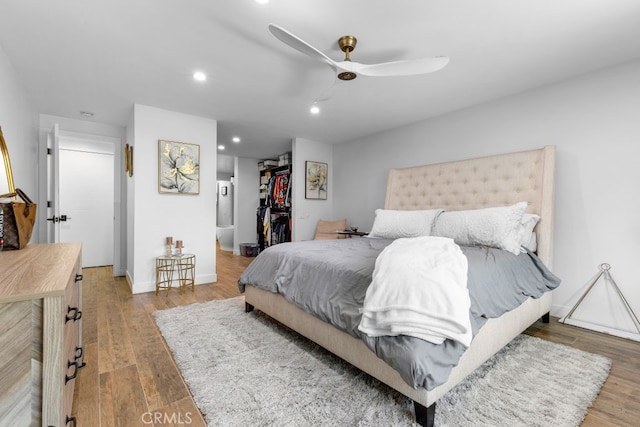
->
left=233, top=156, right=260, bottom=255
left=128, top=104, right=217, bottom=294
left=292, top=138, right=334, bottom=241
left=0, top=44, right=37, bottom=205
left=126, top=114, right=135, bottom=282
left=39, top=114, right=126, bottom=140
left=334, top=59, right=640, bottom=338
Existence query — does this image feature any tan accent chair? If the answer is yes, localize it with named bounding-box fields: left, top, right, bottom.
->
left=314, top=218, right=347, bottom=240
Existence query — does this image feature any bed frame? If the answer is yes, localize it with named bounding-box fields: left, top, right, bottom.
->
left=245, top=146, right=556, bottom=426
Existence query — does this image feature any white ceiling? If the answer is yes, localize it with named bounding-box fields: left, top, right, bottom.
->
left=1, top=0, right=639, bottom=161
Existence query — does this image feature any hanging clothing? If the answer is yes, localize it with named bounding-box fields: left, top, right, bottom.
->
left=258, top=166, right=292, bottom=249
left=263, top=206, right=271, bottom=246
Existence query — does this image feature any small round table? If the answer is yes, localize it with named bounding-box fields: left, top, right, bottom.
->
left=155, top=253, right=196, bottom=297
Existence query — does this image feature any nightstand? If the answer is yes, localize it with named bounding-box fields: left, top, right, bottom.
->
left=155, top=253, right=196, bottom=296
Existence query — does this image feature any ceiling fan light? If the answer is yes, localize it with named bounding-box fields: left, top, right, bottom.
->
left=338, top=71, right=357, bottom=81
left=193, top=71, right=207, bottom=82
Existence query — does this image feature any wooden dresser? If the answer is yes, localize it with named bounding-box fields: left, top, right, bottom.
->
left=0, top=243, right=83, bottom=427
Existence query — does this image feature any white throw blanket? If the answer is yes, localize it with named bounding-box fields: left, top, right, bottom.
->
left=358, top=236, right=473, bottom=347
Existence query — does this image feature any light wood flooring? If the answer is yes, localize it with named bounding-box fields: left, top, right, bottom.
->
left=72, top=247, right=639, bottom=426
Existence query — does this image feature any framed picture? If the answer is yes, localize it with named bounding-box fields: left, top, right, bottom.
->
left=305, top=161, right=327, bottom=200
left=158, top=140, right=200, bottom=194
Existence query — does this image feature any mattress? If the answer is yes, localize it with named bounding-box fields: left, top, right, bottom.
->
left=238, top=237, right=560, bottom=390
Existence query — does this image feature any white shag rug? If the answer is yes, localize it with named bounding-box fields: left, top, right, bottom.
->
left=153, top=297, right=611, bottom=427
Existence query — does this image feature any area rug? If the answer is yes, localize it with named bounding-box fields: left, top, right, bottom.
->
left=153, top=297, right=611, bottom=427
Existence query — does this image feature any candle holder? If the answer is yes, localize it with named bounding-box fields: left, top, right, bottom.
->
left=166, top=236, right=173, bottom=256
left=175, top=240, right=183, bottom=256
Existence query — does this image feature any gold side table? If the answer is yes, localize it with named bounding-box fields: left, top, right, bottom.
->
left=155, top=253, right=196, bottom=297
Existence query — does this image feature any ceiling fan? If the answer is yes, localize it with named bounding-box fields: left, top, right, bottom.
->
left=268, top=23, right=449, bottom=81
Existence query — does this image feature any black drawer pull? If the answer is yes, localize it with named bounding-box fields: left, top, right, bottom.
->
left=65, top=306, right=82, bottom=323
left=75, top=274, right=83, bottom=282
left=66, top=415, right=77, bottom=427
left=75, top=346, right=87, bottom=369
left=65, top=360, right=79, bottom=384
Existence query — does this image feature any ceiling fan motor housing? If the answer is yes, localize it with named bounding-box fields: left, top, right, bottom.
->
left=338, top=35, right=358, bottom=80
left=338, top=35, right=357, bottom=53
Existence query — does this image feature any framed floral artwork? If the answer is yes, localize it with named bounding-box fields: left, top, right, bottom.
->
left=158, top=140, right=200, bottom=194
left=305, top=160, right=327, bottom=200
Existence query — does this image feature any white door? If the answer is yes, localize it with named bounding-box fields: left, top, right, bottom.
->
left=59, top=145, right=114, bottom=267
left=46, top=129, right=115, bottom=267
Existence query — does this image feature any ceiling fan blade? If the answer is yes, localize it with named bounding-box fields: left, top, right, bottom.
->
left=344, top=56, right=450, bottom=77
left=268, top=23, right=337, bottom=72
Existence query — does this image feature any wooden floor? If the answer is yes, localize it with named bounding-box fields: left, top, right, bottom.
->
left=72, top=247, right=639, bottom=426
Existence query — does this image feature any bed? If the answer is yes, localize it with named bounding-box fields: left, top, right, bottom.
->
left=239, top=146, right=557, bottom=426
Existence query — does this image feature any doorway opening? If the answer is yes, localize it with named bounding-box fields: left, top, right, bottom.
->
left=41, top=125, right=121, bottom=269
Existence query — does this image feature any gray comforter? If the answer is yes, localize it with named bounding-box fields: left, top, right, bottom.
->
left=238, top=237, right=560, bottom=390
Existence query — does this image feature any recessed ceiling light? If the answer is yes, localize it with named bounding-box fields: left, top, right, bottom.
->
left=232, top=136, right=241, bottom=143
left=310, top=104, right=320, bottom=115
left=193, top=71, right=207, bottom=82
left=218, top=145, right=225, bottom=150
left=80, top=111, right=94, bottom=117
left=255, top=0, right=270, bottom=4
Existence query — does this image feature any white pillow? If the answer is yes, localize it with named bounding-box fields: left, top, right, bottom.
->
left=432, top=202, right=527, bottom=254
left=368, top=209, right=443, bottom=239
left=523, top=231, right=537, bottom=252
left=518, top=213, right=540, bottom=252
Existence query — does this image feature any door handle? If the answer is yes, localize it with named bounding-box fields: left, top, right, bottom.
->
left=47, top=215, right=71, bottom=222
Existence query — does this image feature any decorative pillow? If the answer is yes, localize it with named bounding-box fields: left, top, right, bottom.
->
left=432, top=202, right=527, bottom=254
left=367, top=209, right=443, bottom=239
left=518, top=213, right=540, bottom=252
left=314, top=218, right=347, bottom=240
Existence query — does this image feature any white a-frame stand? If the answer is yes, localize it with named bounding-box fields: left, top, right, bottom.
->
left=560, top=263, right=640, bottom=342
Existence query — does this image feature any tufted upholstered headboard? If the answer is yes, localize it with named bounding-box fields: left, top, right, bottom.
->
left=384, top=146, right=556, bottom=267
